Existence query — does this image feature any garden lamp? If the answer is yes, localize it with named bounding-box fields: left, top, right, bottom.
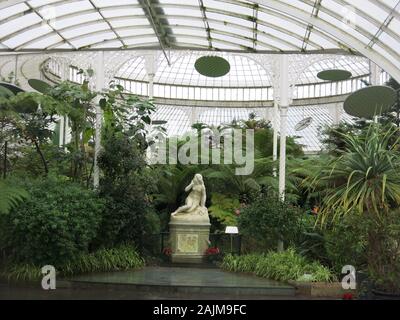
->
left=225, top=226, right=239, bottom=254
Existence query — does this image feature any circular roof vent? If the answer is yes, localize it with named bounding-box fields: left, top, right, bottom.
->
left=195, top=56, right=231, bottom=78
left=317, top=69, right=352, bottom=81
left=344, top=85, right=396, bottom=118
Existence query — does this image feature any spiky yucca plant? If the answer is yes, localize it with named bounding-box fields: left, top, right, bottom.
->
left=314, top=124, right=400, bottom=223
left=312, top=123, right=400, bottom=293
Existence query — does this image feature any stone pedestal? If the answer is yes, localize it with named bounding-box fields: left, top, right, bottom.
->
left=169, top=221, right=211, bottom=264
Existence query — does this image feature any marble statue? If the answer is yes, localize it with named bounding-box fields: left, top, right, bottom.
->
left=171, top=174, right=209, bottom=223
left=169, top=173, right=211, bottom=263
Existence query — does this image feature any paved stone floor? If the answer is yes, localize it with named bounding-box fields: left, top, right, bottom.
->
left=71, top=266, right=293, bottom=290
left=0, top=266, right=305, bottom=300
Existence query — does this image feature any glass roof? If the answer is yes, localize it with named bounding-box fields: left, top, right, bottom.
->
left=116, top=51, right=369, bottom=87
left=0, top=1, right=399, bottom=81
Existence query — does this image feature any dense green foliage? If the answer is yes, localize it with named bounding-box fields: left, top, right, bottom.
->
left=238, top=194, right=307, bottom=251
left=2, top=70, right=400, bottom=296
left=2, top=245, right=144, bottom=281
left=98, top=129, right=157, bottom=251
left=208, top=193, right=240, bottom=227
left=0, top=180, right=28, bottom=214
left=0, top=178, right=104, bottom=266
left=222, top=249, right=336, bottom=283
left=324, top=214, right=368, bottom=274
left=97, top=84, right=157, bottom=253
left=314, top=123, right=400, bottom=293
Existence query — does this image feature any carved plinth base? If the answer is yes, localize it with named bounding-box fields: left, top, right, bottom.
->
left=169, top=221, right=211, bottom=264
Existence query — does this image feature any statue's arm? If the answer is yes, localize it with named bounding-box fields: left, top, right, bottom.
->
left=185, top=182, right=193, bottom=192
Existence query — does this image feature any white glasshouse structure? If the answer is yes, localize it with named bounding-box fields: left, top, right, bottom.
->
left=0, top=0, right=399, bottom=190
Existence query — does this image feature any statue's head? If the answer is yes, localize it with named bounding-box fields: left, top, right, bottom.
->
left=194, top=174, right=203, bottom=184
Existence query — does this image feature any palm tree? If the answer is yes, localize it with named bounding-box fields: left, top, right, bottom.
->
left=202, top=165, right=261, bottom=203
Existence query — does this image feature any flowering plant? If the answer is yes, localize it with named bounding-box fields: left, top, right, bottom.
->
left=205, top=247, right=220, bottom=256
left=205, top=246, right=223, bottom=263
left=342, top=293, right=354, bottom=300
left=162, top=247, right=172, bottom=257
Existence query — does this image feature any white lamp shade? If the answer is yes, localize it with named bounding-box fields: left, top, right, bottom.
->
left=225, top=226, right=239, bottom=234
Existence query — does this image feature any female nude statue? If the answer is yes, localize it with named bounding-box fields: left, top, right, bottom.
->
left=171, top=174, right=207, bottom=217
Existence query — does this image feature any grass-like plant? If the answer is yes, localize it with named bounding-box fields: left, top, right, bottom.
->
left=221, top=249, right=336, bottom=283
left=1, top=245, right=144, bottom=282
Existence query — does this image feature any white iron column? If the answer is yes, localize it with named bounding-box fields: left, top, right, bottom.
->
left=272, top=101, right=279, bottom=177
left=331, top=82, right=342, bottom=125
left=148, top=73, right=155, bottom=99
left=330, top=104, right=342, bottom=125
left=370, top=61, right=381, bottom=86
left=58, top=60, right=68, bottom=148
left=93, top=51, right=105, bottom=189
left=144, top=52, right=158, bottom=100
left=14, top=55, right=18, bottom=84
left=190, top=107, right=199, bottom=126
left=278, top=55, right=290, bottom=200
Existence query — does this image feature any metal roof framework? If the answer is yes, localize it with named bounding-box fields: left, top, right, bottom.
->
left=0, top=0, right=399, bottom=81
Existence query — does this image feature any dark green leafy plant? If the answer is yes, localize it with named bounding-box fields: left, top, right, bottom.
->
left=313, top=123, right=400, bottom=293
left=208, top=193, right=240, bottom=227
left=238, top=194, right=307, bottom=251
left=97, top=129, right=156, bottom=252
left=8, top=93, right=61, bottom=175
left=97, top=90, right=156, bottom=252
left=0, top=180, right=28, bottom=215
left=324, top=214, right=368, bottom=274
left=49, top=79, right=97, bottom=182
left=0, top=177, right=104, bottom=266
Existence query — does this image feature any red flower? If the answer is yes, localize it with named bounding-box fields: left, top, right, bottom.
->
left=342, top=293, right=354, bottom=300
left=163, top=247, right=172, bottom=256
left=205, top=247, right=220, bottom=255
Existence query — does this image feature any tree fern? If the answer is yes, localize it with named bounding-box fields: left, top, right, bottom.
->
left=0, top=181, right=29, bottom=214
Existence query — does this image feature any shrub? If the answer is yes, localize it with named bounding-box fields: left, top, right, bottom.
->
left=1, top=245, right=144, bottom=282
left=238, top=194, right=307, bottom=251
left=221, top=249, right=336, bottom=283
left=0, top=177, right=104, bottom=266
left=98, top=127, right=157, bottom=252
left=324, top=213, right=368, bottom=274
left=208, top=193, right=240, bottom=227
